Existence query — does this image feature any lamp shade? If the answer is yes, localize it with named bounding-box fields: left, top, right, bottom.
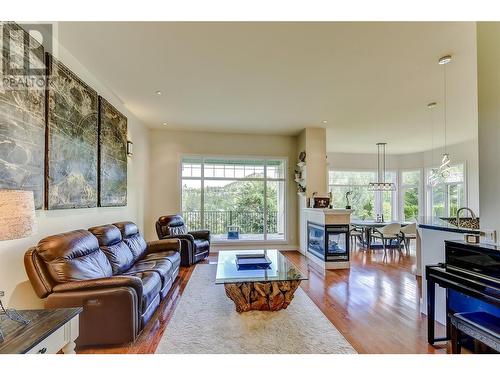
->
left=0, top=190, right=37, bottom=241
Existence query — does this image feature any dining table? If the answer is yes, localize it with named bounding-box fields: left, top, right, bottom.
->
left=351, top=220, right=414, bottom=249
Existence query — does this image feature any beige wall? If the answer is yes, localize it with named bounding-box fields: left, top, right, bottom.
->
left=0, top=39, right=150, bottom=309
left=477, top=23, right=500, bottom=236
left=147, top=129, right=299, bottom=248
left=303, top=128, right=328, bottom=198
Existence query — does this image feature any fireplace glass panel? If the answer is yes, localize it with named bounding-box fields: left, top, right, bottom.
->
left=326, top=227, right=349, bottom=261
left=308, top=223, right=325, bottom=258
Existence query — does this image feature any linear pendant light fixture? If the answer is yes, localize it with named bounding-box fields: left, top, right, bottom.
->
left=438, top=54, right=452, bottom=179
left=368, top=142, right=396, bottom=191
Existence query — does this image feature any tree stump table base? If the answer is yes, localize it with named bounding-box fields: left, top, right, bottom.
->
left=224, top=280, right=301, bottom=312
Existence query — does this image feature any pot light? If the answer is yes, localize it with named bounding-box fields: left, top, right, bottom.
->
left=162, top=122, right=168, bottom=126
left=155, top=90, right=163, bottom=95
left=322, top=120, right=328, bottom=124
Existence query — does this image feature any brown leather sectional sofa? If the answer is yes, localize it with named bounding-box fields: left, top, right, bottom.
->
left=24, top=221, right=181, bottom=347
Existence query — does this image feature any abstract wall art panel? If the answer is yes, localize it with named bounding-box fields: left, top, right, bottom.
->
left=46, top=53, right=98, bottom=209
left=98, top=96, right=127, bottom=207
left=0, top=22, right=46, bottom=209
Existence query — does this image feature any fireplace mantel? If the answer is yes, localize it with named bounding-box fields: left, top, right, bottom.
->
left=301, top=208, right=353, bottom=225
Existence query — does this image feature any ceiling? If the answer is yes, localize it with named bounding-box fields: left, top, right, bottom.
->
left=57, top=22, right=478, bottom=154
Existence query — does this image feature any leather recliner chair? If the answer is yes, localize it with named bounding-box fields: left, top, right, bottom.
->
left=155, top=215, right=210, bottom=266
left=24, top=221, right=181, bottom=347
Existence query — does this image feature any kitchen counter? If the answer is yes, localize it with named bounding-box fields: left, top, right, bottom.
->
left=417, top=216, right=480, bottom=234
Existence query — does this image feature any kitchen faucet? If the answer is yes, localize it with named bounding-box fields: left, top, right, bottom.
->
left=456, top=207, right=477, bottom=227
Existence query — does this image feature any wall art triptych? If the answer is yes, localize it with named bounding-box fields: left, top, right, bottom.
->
left=0, top=21, right=128, bottom=210
left=98, top=97, right=128, bottom=207
left=0, top=22, right=46, bottom=209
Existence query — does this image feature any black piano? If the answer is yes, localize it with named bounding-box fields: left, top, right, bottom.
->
left=426, top=240, right=500, bottom=345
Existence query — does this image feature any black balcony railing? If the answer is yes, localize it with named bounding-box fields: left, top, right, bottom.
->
left=181, top=210, right=279, bottom=235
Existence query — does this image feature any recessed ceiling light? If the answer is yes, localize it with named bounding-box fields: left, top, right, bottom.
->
left=322, top=120, right=328, bottom=124
left=438, top=55, right=452, bottom=65
left=155, top=90, right=163, bottom=95
left=427, top=102, right=437, bottom=109
left=162, top=122, right=168, bottom=126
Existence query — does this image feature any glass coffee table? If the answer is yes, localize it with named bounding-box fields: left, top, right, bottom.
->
left=215, top=250, right=308, bottom=312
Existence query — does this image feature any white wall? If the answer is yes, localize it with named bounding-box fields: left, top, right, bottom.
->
left=0, top=37, right=150, bottom=309
left=327, top=137, right=480, bottom=215
left=477, top=23, right=500, bottom=236
left=147, top=129, right=298, bottom=249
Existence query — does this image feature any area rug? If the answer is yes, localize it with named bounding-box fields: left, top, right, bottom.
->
left=155, top=264, right=356, bottom=354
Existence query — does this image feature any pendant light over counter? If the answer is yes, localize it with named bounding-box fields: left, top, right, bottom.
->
left=368, top=142, right=396, bottom=191
left=438, top=54, right=452, bottom=179
left=427, top=102, right=440, bottom=187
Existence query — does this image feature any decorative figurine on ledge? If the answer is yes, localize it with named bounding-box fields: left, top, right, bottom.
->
left=345, top=190, right=352, bottom=209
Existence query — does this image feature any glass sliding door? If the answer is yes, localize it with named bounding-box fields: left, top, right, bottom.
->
left=181, top=156, right=287, bottom=242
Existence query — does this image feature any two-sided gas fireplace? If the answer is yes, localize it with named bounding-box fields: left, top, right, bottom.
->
left=307, top=221, right=350, bottom=263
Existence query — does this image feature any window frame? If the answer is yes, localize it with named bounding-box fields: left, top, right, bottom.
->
left=179, top=154, right=288, bottom=244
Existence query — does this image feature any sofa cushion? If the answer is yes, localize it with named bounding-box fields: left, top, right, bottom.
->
left=194, top=239, right=210, bottom=254
left=114, top=222, right=147, bottom=261
left=123, top=258, right=173, bottom=288
left=144, top=251, right=181, bottom=272
left=36, top=230, right=112, bottom=283
left=127, top=271, right=162, bottom=313
left=88, top=224, right=135, bottom=275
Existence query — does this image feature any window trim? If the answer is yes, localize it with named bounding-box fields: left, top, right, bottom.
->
left=328, top=164, right=468, bottom=221
left=179, top=154, right=289, bottom=244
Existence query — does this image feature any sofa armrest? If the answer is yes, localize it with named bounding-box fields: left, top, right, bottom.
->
left=52, top=276, right=143, bottom=303
left=189, top=230, right=211, bottom=242
left=161, top=233, right=195, bottom=243
left=146, top=239, right=181, bottom=254
left=45, top=283, right=141, bottom=346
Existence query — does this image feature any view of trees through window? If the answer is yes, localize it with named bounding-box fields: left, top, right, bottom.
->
left=427, top=164, right=465, bottom=218
left=181, top=157, right=286, bottom=241
left=401, top=170, right=421, bottom=221
left=329, top=170, right=396, bottom=220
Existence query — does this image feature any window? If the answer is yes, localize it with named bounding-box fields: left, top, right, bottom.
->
left=181, top=156, right=287, bottom=242
left=329, top=170, right=396, bottom=221
left=329, top=171, right=376, bottom=220
left=400, top=170, right=421, bottom=221
left=426, top=164, right=466, bottom=217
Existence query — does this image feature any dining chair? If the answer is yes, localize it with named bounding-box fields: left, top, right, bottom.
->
left=349, top=225, right=364, bottom=250
left=400, top=223, right=417, bottom=255
left=371, top=223, right=402, bottom=253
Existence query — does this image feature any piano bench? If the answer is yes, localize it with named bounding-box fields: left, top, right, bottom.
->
left=450, top=312, right=500, bottom=354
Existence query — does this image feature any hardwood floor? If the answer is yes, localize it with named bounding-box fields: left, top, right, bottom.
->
left=77, top=247, right=448, bottom=354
